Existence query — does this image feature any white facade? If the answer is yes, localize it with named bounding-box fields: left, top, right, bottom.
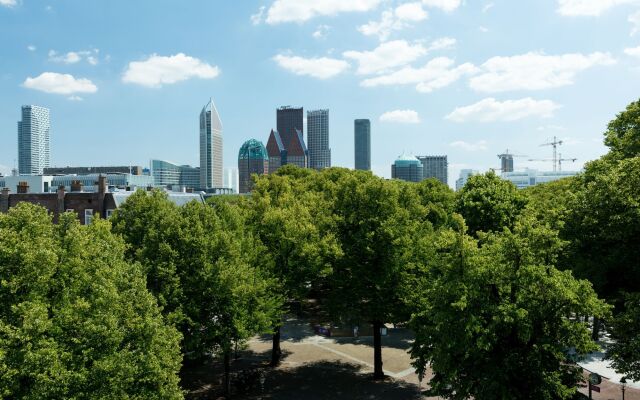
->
left=501, top=168, right=580, bottom=189
left=224, top=167, right=239, bottom=194
left=0, top=175, right=54, bottom=193
left=307, top=109, right=331, bottom=170
left=18, top=105, right=50, bottom=175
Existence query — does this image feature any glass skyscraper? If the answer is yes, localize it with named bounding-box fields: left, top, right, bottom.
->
left=277, top=106, right=303, bottom=152
left=392, top=154, right=423, bottom=182
left=354, top=119, right=371, bottom=171
left=307, top=109, right=331, bottom=170
left=150, top=159, right=200, bottom=189
left=238, top=139, right=269, bottom=193
left=418, top=155, right=448, bottom=185
left=18, top=105, right=50, bottom=175
left=199, top=98, right=223, bottom=189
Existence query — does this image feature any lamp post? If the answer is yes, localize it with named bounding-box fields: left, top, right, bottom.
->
left=621, top=376, right=627, bottom=400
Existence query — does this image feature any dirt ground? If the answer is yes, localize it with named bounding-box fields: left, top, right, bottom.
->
left=181, top=316, right=639, bottom=400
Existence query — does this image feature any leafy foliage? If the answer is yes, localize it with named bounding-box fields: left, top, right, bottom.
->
left=607, top=293, right=640, bottom=381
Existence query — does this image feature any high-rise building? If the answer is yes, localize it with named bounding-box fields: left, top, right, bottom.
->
left=277, top=106, right=303, bottom=151
left=266, top=129, right=287, bottom=173
left=238, top=139, right=269, bottom=193
left=307, top=109, right=331, bottom=170
left=417, top=155, right=448, bottom=185
left=199, top=98, right=223, bottom=189
left=18, top=105, right=50, bottom=175
left=354, top=119, right=371, bottom=171
left=224, top=167, right=239, bottom=194
left=392, top=154, right=423, bottom=182
left=150, top=159, right=200, bottom=189
left=286, top=129, right=308, bottom=169
left=455, top=169, right=479, bottom=191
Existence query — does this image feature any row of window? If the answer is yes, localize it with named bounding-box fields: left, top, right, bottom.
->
left=64, top=209, right=115, bottom=225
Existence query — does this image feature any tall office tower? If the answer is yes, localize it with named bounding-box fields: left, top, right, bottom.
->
left=417, top=155, right=448, bottom=185
left=277, top=106, right=303, bottom=151
left=18, top=105, right=50, bottom=175
left=238, top=139, right=269, bottom=194
left=199, top=98, right=223, bottom=189
left=354, top=119, right=371, bottom=171
left=392, top=154, right=423, bottom=182
left=266, top=129, right=287, bottom=173
left=307, top=109, right=331, bottom=170
left=286, top=129, right=308, bottom=168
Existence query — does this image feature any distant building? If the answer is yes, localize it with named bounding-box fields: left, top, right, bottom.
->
left=455, top=169, right=479, bottom=191
left=18, top=105, right=50, bottom=175
left=224, top=168, right=239, bottom=194
left=266, top=129, right=287, bottom=173
left=354, top=119, right=371, bottom=171
left=418, top=155, right=448, bottom=185
left=307, top=109, right=331, bottom=170
left=0, top=176, right=204, bottom=225
left=0, top=175, right=54, bottom=193
left=498, top=153, right=514, bottom=173
left=238, top=139, right=269, bottom=193
left=277, top=106, right=304, bottom=153
left=200, top=98, right=223, bottom=189
left=150, top=160, right=200, bottom=190
left=392, top=154, right=423, bottom=182
left=286, top=129, right=308, bottom=169
left=51, top=173, right=154, bottom=192
left=501, top=169, right=580, bottom=189
left=45, top=166, right=144, bottom=176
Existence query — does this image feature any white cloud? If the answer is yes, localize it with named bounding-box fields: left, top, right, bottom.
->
left=482, top=3, right=495, bottom=12
left=422, top=0, right=461, bottom=12
left=68, top=95, right=83, bottom=101
left=446, top=97, right=561, bottom=123
left=27, top=45, right=36, bottom=52
left=273, top=54, right=350, bottom=79
left=630, top=10, right=640, bottom=35
left=266, top=0, right=382, bottom=24
left=426, top=37, right=456, bottom=52
left=450, top=140, right=488, bottom=151
left=343, top=40, right=427, bottom=75
left=23, top=72, right=98, bottom=95
left=380, top=109, right=421, bottom=124
left=557, top=0, right=640, bottom=16
left=49, top=49, right=100, bottom=65
left=122, top=53, right=220, bottom=88
left=479, top=26, right=489, bottom=33
left=313, top=24, right=331, bottom=39
left=469, top=51, right=616, bottom=93
left=0, top=0, right=17, bottom=7
left=251, top=6, right=266, bottom=25
left=624, top=45, right=640, bottom=57
left=358, top=3, right=428, bottom=41
left=361, top=57, right=478, bottom=93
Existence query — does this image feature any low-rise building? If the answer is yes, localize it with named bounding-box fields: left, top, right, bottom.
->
left=501, top=169, right=580, bottom=189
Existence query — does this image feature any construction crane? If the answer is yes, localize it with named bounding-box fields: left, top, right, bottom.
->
left=497, top=149, right=528, bottom=173
left=528, top=153, right=577, bottom=172
left=539, top=136, right=564, bottom=172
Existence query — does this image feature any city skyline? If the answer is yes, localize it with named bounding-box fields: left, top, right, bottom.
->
left=2, top=1, right=640, bottom=186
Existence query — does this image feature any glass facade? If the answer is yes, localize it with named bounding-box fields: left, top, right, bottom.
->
left=18, top=105, right=50, bottom=175
left=52, top=173, right=154, bottom=192
left=277, top=106, right=303, bottom=153
left=354, top=119, right=371, bottom=171
left=150, top=159, right=200, bottom=189
left=238, top=139, right=269, bottom=193
left=200, top=98, right=223, bottom=189
left=307, top=109, right=331, bottom=170
left=418, top=155, right=448, bottom=185
left=501, top=169, right=580, bottom=189
left=392, top=155, right=423, bottom=182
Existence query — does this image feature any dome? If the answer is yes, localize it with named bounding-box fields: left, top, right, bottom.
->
left=394, top=153, right=421, bottom=166
left=238, top=139, right=268, bottom=160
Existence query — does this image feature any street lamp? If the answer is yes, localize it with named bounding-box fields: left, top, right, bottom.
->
left=621, top=376, right=627, bottom=400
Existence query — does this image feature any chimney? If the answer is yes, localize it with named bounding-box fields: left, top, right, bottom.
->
left=71, top=180, right=83, bottom=192
left=17, top=181, right=29, bottom=194
left=57, top=185, right=65, bottom=215
left=0, top=187, right=10, bottom=213
left=146, top=185, right=153, bottom=192
left=98, top=175, right=107, bottom=195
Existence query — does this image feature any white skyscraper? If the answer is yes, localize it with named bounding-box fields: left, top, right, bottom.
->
left=307, top=109, right=331, bottom=170
left=199, top=98, right=223, bottom=189
left=18, top=105, right=50, bottom=175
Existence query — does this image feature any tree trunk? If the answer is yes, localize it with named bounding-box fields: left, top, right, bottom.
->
left=224, top=351, right=231, bottom=396
left=592, top=316, right=601, bottom=341
left=271, top=325, right=282, bottom=367
left=372, top=320, right=385, bottom=380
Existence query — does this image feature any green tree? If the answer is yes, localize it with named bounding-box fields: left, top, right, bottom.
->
left=604, top=98, right=640, bottom=160
left=0, top=203, right=183, bottom=399
left=410, top=218, right=609, bottom=400
left=249, top=171, right=338, bottom=366
left=456, top=171, right=528, bottom=237
left=327, top=171, right=424, bottom=380
left=607, top=293, right=640, bottom=381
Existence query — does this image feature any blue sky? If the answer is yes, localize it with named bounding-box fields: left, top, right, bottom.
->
left=1, top=0, right=640, bottom=186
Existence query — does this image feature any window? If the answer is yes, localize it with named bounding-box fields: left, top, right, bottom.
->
left=84, top=209, right=93, bottom=225
left=106, top=209, right=115, bottom=218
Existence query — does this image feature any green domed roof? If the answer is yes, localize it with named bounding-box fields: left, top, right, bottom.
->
left=239, top=139, right=268, bottom=160
left=394, top=153, right=421, bottom=166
